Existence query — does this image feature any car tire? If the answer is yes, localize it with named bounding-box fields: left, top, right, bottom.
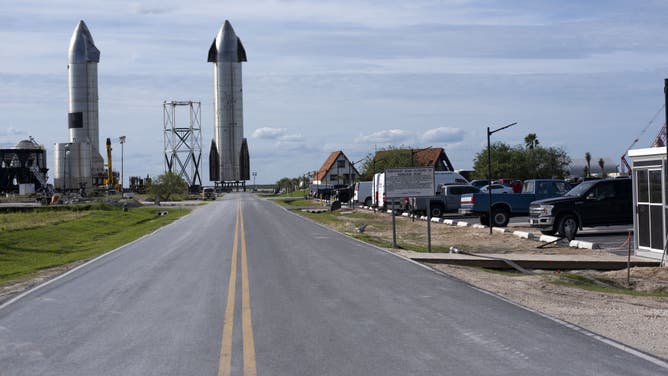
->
left=492, top=208, right=510, bottom=227
left=430, top=204, right=444, bottom=218
left=479, top=214, right=489, bottom=226
left=558, top=214, right=578, bottom=240
left=364, top=197, right=372, bottom=207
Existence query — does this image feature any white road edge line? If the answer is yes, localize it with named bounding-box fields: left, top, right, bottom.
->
left=280, top=203, right=668, bottom=370
left=0, top=209, right=195, bottom=312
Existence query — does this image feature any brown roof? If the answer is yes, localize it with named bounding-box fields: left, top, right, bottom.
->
left=314, top=151, right=360, bottom=181
left=374, top=147, right=445, bottom=167
left=315, top=151, right=343, bottom=181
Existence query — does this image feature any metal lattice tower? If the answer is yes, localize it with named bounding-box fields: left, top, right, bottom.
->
left=163, top=101, right=202, bottom=188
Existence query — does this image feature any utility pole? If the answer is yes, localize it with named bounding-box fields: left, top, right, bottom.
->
left=119, top=136, right=126, bottom=192
left=487, top=122, right=517, bottom=234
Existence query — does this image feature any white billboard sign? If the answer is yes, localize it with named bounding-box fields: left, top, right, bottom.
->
left=384, top=167, right=435, bottom=198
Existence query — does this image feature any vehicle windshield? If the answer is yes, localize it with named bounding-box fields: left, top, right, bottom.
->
left=565, top=180, right=597, bottom=197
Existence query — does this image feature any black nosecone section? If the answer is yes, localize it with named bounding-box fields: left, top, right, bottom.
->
left=207, top=38, right=217, bottom=63
left=240, top=138, right=250, bottom=181
left=209, top=140, right=220, bottom=182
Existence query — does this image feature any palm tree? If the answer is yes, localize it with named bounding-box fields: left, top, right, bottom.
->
left=524, top=133, right=539, bottom=150
left=585, top=152, right=591, bottom=178
left=524, top=134, right=539, bottom=179
left=598, top=158, right=605, bottom=178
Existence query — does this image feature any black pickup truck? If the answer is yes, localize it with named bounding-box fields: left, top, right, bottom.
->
left=529, top=178, right=632, bottom=240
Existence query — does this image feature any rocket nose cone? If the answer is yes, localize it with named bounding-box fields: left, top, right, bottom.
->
left=68, top=20, right=100, bottom=64
left=213, top=20, right=245, bottom=62
left=223, top=20, right=234, bottom=33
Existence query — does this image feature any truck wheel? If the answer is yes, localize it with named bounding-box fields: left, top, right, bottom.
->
left=558, top=215, right=578, bottom=240
left=492, top=208, right=510, bottom=227
left=479, top=214, right=489, bottom=226
left=364, top=197, right=372, bottom=207
left=430, top=204, right=444, bottom=218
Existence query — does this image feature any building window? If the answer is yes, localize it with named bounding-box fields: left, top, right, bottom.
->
left=330, top=174, right=338, bottom=181
left=337, top=160, right=346, bottom=168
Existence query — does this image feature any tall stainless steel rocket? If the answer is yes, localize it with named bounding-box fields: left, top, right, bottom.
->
left=208, top=20, right=250, bottom=183
left=54, top=20, right=105, bottom=190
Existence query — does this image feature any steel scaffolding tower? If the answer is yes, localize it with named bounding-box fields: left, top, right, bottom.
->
left=163, top=101, right=202, bottom=189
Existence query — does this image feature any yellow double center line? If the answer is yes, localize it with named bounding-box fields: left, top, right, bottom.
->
left=219, top=203, right=257, bottom=376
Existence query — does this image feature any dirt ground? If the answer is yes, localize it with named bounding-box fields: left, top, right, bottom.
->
left=329, top=208, right=668, bottom=360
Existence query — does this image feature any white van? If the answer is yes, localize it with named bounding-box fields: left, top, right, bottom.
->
left=372, top=172, right=383, bottom=207
left=354, top=181, right=373, bottom=206
left=377, top=173, right=387, bottom=208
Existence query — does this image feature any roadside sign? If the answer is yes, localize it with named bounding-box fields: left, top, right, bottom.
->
left=385, top=167, right=435, bottom=198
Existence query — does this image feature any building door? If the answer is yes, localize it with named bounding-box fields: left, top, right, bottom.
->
left=635, top=168, right=664, bottom=251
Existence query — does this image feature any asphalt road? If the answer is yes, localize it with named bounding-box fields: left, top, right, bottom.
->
left=0, top=193, right=665, bottom=375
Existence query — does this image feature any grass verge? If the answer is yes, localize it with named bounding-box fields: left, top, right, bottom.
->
left=0, top=206, right=189, bottom=284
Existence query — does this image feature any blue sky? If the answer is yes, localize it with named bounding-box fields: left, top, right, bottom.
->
left=2, top=0, right=668, bottom=184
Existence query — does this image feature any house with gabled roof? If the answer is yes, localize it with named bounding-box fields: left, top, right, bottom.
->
left=313, top=151, right=360, bottom=186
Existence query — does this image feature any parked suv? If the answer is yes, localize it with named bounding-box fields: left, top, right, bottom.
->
left=202, top=187, right=216, bottom=200
left=529, top=178, right=632, bottom=240
left=409, top=184, right=479, bottom=217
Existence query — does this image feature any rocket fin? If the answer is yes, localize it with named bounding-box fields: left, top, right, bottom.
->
left=207, top=38, right=218, bottom=62
left=237, top=38, right=247, bottom=62
left=209, top=139, right=220, bottom=182
left=239, top=138, right=250, bottom=181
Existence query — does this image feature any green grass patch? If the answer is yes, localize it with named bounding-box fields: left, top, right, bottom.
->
left=0, top=206, right=189, bottom=284
left=554, top=273, right=668, bottom=297
left=275, top=190, right=310, bottom=198
left=299, top=210, right=344, bottom=226
left=0, top=210, right=91, bottom=232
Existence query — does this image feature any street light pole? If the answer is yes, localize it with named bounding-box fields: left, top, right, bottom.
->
left=487, top=122, right=517, bottom=234
left=64, top=144, right=70, bottom=191
left=252, top=171, right=257, bottom=191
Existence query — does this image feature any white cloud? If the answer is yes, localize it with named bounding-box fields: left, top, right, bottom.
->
left=0, top=127, right=26, bottom=137
left=356, top=129, right=413, bottom=144
left=252, top=127, right=287, bottom=139
left=421, top=127, right=465, bottom=144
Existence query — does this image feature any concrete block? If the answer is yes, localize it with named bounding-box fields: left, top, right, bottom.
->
left=443, top=219, right=455, bottom=225
left=492, top=227, right=507, bottom=234
left=539, top=235, right=560, bottom=243
left=513, top=231, right=534, bottom=240
left=472, top=224, right=486, bottom=229
left=401, top=212, right=409, bottom=217
left=570, top=240, right=600, bottom=249
left=456, top=221, right=470, bottom=227
left=431, top=217, right=441, bottom=223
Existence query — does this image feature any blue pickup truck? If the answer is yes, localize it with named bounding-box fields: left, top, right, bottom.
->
left=459, top=179, right=571, bottom=227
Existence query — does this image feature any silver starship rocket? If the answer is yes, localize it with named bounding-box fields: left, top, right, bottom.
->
left=54, top=20, right=105, bottom=190
left=208, top=20, right=250, bottom=183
